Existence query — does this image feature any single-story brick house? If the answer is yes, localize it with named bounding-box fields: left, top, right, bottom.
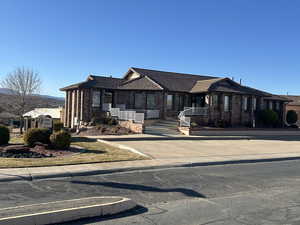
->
left=60, top=67, right=289, bottom=128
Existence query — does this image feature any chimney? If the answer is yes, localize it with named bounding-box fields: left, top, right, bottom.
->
left=231, top=77, right=234, bottom=81
left=239, top=79, right=242, bottom=85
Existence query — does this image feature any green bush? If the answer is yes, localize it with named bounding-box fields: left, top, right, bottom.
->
left=286, top=110, right=298, bottom=125
left=24, top=128, right=51, bottom=147
left=103, top=117, right=118, bottom=126
left=0, top=126, right=10, bottom=145
left=50, top=130, right=71, bottom=150
left=53, top=122, right=64, bottom=132
left=258, top=109, right=279, bottom=127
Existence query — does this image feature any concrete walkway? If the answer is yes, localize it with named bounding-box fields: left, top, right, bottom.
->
left=96, top=132, right=300, bottom=160
left=1, top=131, right=300, bottom=182
left=144, top=120, right=179, bottom=136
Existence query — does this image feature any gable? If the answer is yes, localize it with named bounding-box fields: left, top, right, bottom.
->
left=123, top=69, right=141, bottom=81
left=119, top=76, right=163, bottom=90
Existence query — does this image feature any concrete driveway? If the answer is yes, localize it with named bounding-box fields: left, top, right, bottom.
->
left=95, top=132, right=300, bottom=161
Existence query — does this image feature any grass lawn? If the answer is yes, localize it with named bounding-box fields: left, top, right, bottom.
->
left=0, top=136, right=147, bottom=168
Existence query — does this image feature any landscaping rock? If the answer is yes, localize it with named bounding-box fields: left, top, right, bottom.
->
left=3, top=145, right=30, bottom=154
left=33, top=142, right=48, bottom=147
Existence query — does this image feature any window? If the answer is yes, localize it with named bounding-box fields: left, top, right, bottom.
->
left=224, top=95, right=230, bottom=112
left=167, top=94, right=173, bottom=110
left=275, top=101, right=280, bottom=111
left=264, top=100, right=268, bottom=110
left=211, top=95, right=219, bottom=106
left=178, top=95, right=184, bottom=110
left=253, top=98, right=257, bottom=111
left=269, top=101, right=273, bottom=110
left=134, top=93, right=145, bottom=109
left=92, top=90, right=101, bottom=107
left=243, top=96, right=248, bottom=111
left=104, top=92, right=113, bottom=104
left=146, top=94, right=156, bottom=109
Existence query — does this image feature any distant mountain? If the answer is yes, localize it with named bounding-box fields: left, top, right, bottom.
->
left=0, top=88, right=64, bottom=101
left=0, top=89, right=65, bottom=117
left=0, top=88, right=12, bottom=94
left=32, top=94, right=65, bottom=101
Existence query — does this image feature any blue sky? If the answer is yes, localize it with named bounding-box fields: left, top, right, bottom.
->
left=0, top=0, right=299, bottom=97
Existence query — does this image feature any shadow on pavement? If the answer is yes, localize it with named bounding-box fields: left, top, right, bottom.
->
left=59, top=205, right=148, bottom=225
left=71, top=180, right=206, bottom=198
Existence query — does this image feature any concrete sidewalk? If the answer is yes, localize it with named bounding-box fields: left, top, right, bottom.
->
left=2, top=152, right=300, bottom=182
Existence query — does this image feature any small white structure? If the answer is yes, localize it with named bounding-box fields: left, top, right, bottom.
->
left=23, top=107, right=62, bottom=119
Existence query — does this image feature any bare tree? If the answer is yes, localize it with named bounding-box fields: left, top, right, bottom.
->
left=1, top=67, right=42, bottom=132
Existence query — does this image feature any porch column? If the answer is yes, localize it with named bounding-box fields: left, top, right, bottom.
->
left=219, top=93, right=224, bottom=120
left=76, top=89, right=80, bottom=124
left=113, top=91, right=118, bottom=107
left=282, top=102, right=287, bottom=127
left=162, top=92, right=167, bottom=119
left=250, top=95, right=255, bottom=127
left=101, top=89, right=105, bottom=111
left=64, top=91, right=69, bottom=127
left=80, top=89, right=84, bottom=121
left=67, top=90, right=72, bottom=128
left=239, top=95, right=243, bottom=125
left=71, top=90, right=76, bottom=128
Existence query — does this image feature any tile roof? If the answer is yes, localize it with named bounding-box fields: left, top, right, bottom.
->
left=190, top=78, right=224, bottom=93
left=60, top=75, right=123, bottom=91
left=130, top=67, right=218, bottom=92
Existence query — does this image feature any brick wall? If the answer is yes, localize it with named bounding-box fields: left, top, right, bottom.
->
left=118, top=120, right=144, bottom=134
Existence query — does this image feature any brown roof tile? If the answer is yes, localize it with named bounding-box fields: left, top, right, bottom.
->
left=118, top=76, right=163, bottom=90
left=60, top=75, right=123, bottom=91
left=131, top=67, right=218, bottom=92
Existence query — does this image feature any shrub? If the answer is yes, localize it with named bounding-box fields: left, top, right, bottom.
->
left=286, top=110, right=298, bottom=125
left=53, top=122, right=64, bottom=132
left=258, top=109, right=279, bottom=127
left=24, top=128, right=51, bottom=147
left=103, top=117, right=118, bottom=126
left=50, top=130, right=71, bottom=150
left=0, top=126, right=10, bottom=145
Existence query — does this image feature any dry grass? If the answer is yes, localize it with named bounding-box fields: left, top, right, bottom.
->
left=0, top=137, right=147, bottom=168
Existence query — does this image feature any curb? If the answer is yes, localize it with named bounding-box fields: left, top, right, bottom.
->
left=2, top=156, right=300, bottom=182
left=0, top=196, right=136, bottom=225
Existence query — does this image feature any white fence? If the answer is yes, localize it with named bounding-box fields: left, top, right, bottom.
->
left=178, top=107, right=209, bottom=127
left=146, top=110, right=160, bottom=119
left=104, top=103, right=145, bottom=124
left=102, top=104, right=160, bottom=123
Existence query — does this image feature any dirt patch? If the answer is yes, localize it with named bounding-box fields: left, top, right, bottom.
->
left=0, top=144, right=81, bottom=158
